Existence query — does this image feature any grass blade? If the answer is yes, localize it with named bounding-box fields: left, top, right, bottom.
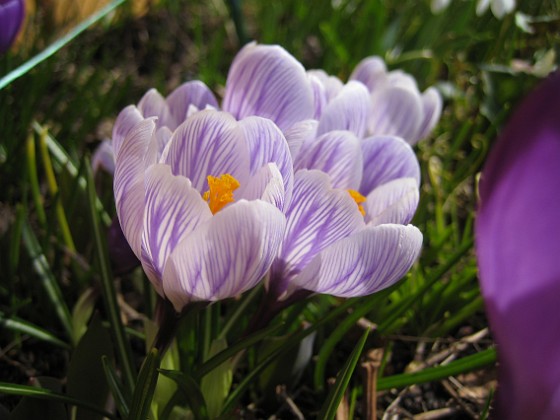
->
left=0, top=313, right=71, bottom=349
left=102, top=355, right=130, bottom=418
left=128, top=348, right=160, bottom=420
left=377, top=348, right=497, bottom=390
left=85, top=162, right=136, bottom=394
left=0, top=0, right=127, bottom=91
left=0, top=382, right=117, bottom=420
left=317, top=328, right=370, bottom=420
left=159, top=369, right=209, bottom=420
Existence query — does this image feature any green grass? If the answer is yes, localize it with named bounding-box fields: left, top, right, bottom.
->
left=0, top=0, right=558, bottom=417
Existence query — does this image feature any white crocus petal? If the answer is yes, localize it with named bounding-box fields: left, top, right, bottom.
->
left=476, top=0, right=491, bottom=15
left=283, top=119, right=318, bottom=161
left=415, top=87, right=443, bottom=143
left=360, top=135, right=421, bottom=196
left=368, top=86, right=423, bottom=142
left=349, top=56, right=387, bottom=92
left=292, top=224, right=423, bottom=297
left=270, top=170, right=365, bottom=296
left=431, top=0, right=452, bottom=13
left=294, top=130, right=363, bottom=190
left=140, top=164, right=212, bottom=294
left=166, top=80, right=219, bottom=129
left=138, top=88, right=173, bottom=129
left=239, top=163, right=285, bottom=211
left=165, top=110, right=250, bottom=193
left=114, top=119, right=158, bottom=259
left=222, top=42, right=314, bottom=131
left=112, top=105, right=144, bottom=159
left=364, top=178, right=419, bottom=226
left=162, top=200, right=286, bottom=311
left=317, top=81, right=371, bottom=138
left=239, top=116, right=294, bottom=205
left=155, top=127, right=173, bottom=160
left=491, top=0, right=515, bottom=18
left=386, top=70, right=419, bottom=91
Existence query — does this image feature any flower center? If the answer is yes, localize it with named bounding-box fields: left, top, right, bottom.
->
left=203, top=174, right=240, bottom=214
left=348, top=189, right=366, bottom=216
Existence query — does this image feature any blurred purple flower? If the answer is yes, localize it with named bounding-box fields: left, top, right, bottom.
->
left=0, top=0, right=24, bottom=54
left=476, top=72, right=560, bottom=419
left=113, top=109, right=291, bottom=312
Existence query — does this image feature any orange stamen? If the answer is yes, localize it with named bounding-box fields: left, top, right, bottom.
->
left=348, top=189, right=366, bottom=217
left=203, top=174, right=240, bottom=214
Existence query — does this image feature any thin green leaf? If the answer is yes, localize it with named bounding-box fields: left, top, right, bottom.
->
left=0, top=0, right=128, bottom=91
left=0, top=382, right=117, bottom=420
left=102, top=356, right=130, bottom=418
left=128, top=348, right=160, bottom=420
left=377, top=348, right=497, bottom=390
left=318, top=328, right=370, bottom=420
left=85, top=162, right=136, bottom=394
left=26, top=134, right=47, bottom=228
left=21, top=221, right=73, bottom=339
left=159, top=369, right=209, bottom=420
left=0, top=313, right=70, bottom=349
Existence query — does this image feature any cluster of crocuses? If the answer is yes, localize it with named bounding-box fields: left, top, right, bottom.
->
left=106, top=43, right=441, bottom=319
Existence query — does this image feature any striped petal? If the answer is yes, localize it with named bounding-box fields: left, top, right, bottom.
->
left=239, top=116, right=294, bottom=204
left=292, top=224, right=422, bottom=297
left=294, top=130, right=363, bottom=190
left=114, top=118, right=158, bottom=258
left=415, top=87, right=443, bottom=143
left=239, top=163, right=285, bottom=211
left=284, top=119, right=318, bottom=161
left=138, top=88, right=173, bottom=129
left=112, top=105, right=144, bottom=159
left=360, top=135, right=420, bottom=196
left=92, top=140, right=115, bottom=175
left=317, top=81, right=371, bottom=138
left=307, top=69, right=343, bottom=101
left=222, top=43, right=314, bottom=131
left=308, top=73, right=328, bottom=119
left=349, top=56, right=387, bottom=92
left=163, top=200, right=286, bottom=310
left=364, top=178, right=419, bottom=226
left=368, top=85, right=423, bottom=142
left=165, top=110, right=250, bottom=192
left=140, top=164, right=212, bottom=294
left=269, top=170, right=365, bottom=297
left=166, top=80, right=219, bottom=129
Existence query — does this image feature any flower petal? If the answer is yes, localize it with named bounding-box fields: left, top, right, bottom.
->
left=349, top=56, right=387, bottom=92
left=112, top=105, right=144, bottom=159
left=364, top=178, right=419, bottom=225
left=138, top=88, right=173, bottom=129
left=308, top=73, right=328, bottom=119
left=237, top=163, right=285, bottom=211
left=166, top=80, right=219, bottom=129
left=239, top=116, right=294, bottom=204
left=92, top=139, right=115, bottom=175
left=360, top=135, right=420, bottom=196
left=415, top=87, right=443, bottom=143
left=368, top=85, right=423, bottom=142
left=294, top=130, right=363, bottom=190
left=283, top=119, right=318, bottom=161
left=307, top=69, right=343, bottom=101
left=269, top=170, right=365, bottom=297
left=140, top=164, right=212, bottom=294
left=165, top=110, right=250, bottom=192
left=114, top=118, right=158, bottom=258
left=292, top=224, right=422, bottom=297
left=162, top=200, right=286, bottom=310
left=317, top=81, right=371, bottom=138
left=222, top=43, right=314, bottom=130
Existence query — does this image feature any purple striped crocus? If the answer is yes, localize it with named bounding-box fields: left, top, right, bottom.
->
left=306, top=57, right=442, bottom=145
left=476, top=72, right=560, bottom=419
left=0, top=0, right=24, bottom=54
left=113, top=109, right=292, bottom=312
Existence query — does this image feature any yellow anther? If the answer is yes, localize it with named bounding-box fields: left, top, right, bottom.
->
left=348, top=189, right=366, bottom=217
left=203, top=174, right=240, bottom=214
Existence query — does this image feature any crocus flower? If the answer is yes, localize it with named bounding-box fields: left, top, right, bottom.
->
left=267, top=169, right=422, bottom=301
left=0, top=0, right=24, bottom=54
left=349, top=57, right=442, bottom=145
left=113, top=109, right=291, bottom=312
left=431, top=0, right=515, bottom=19
left=475, top=71, right=560, bottom=419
